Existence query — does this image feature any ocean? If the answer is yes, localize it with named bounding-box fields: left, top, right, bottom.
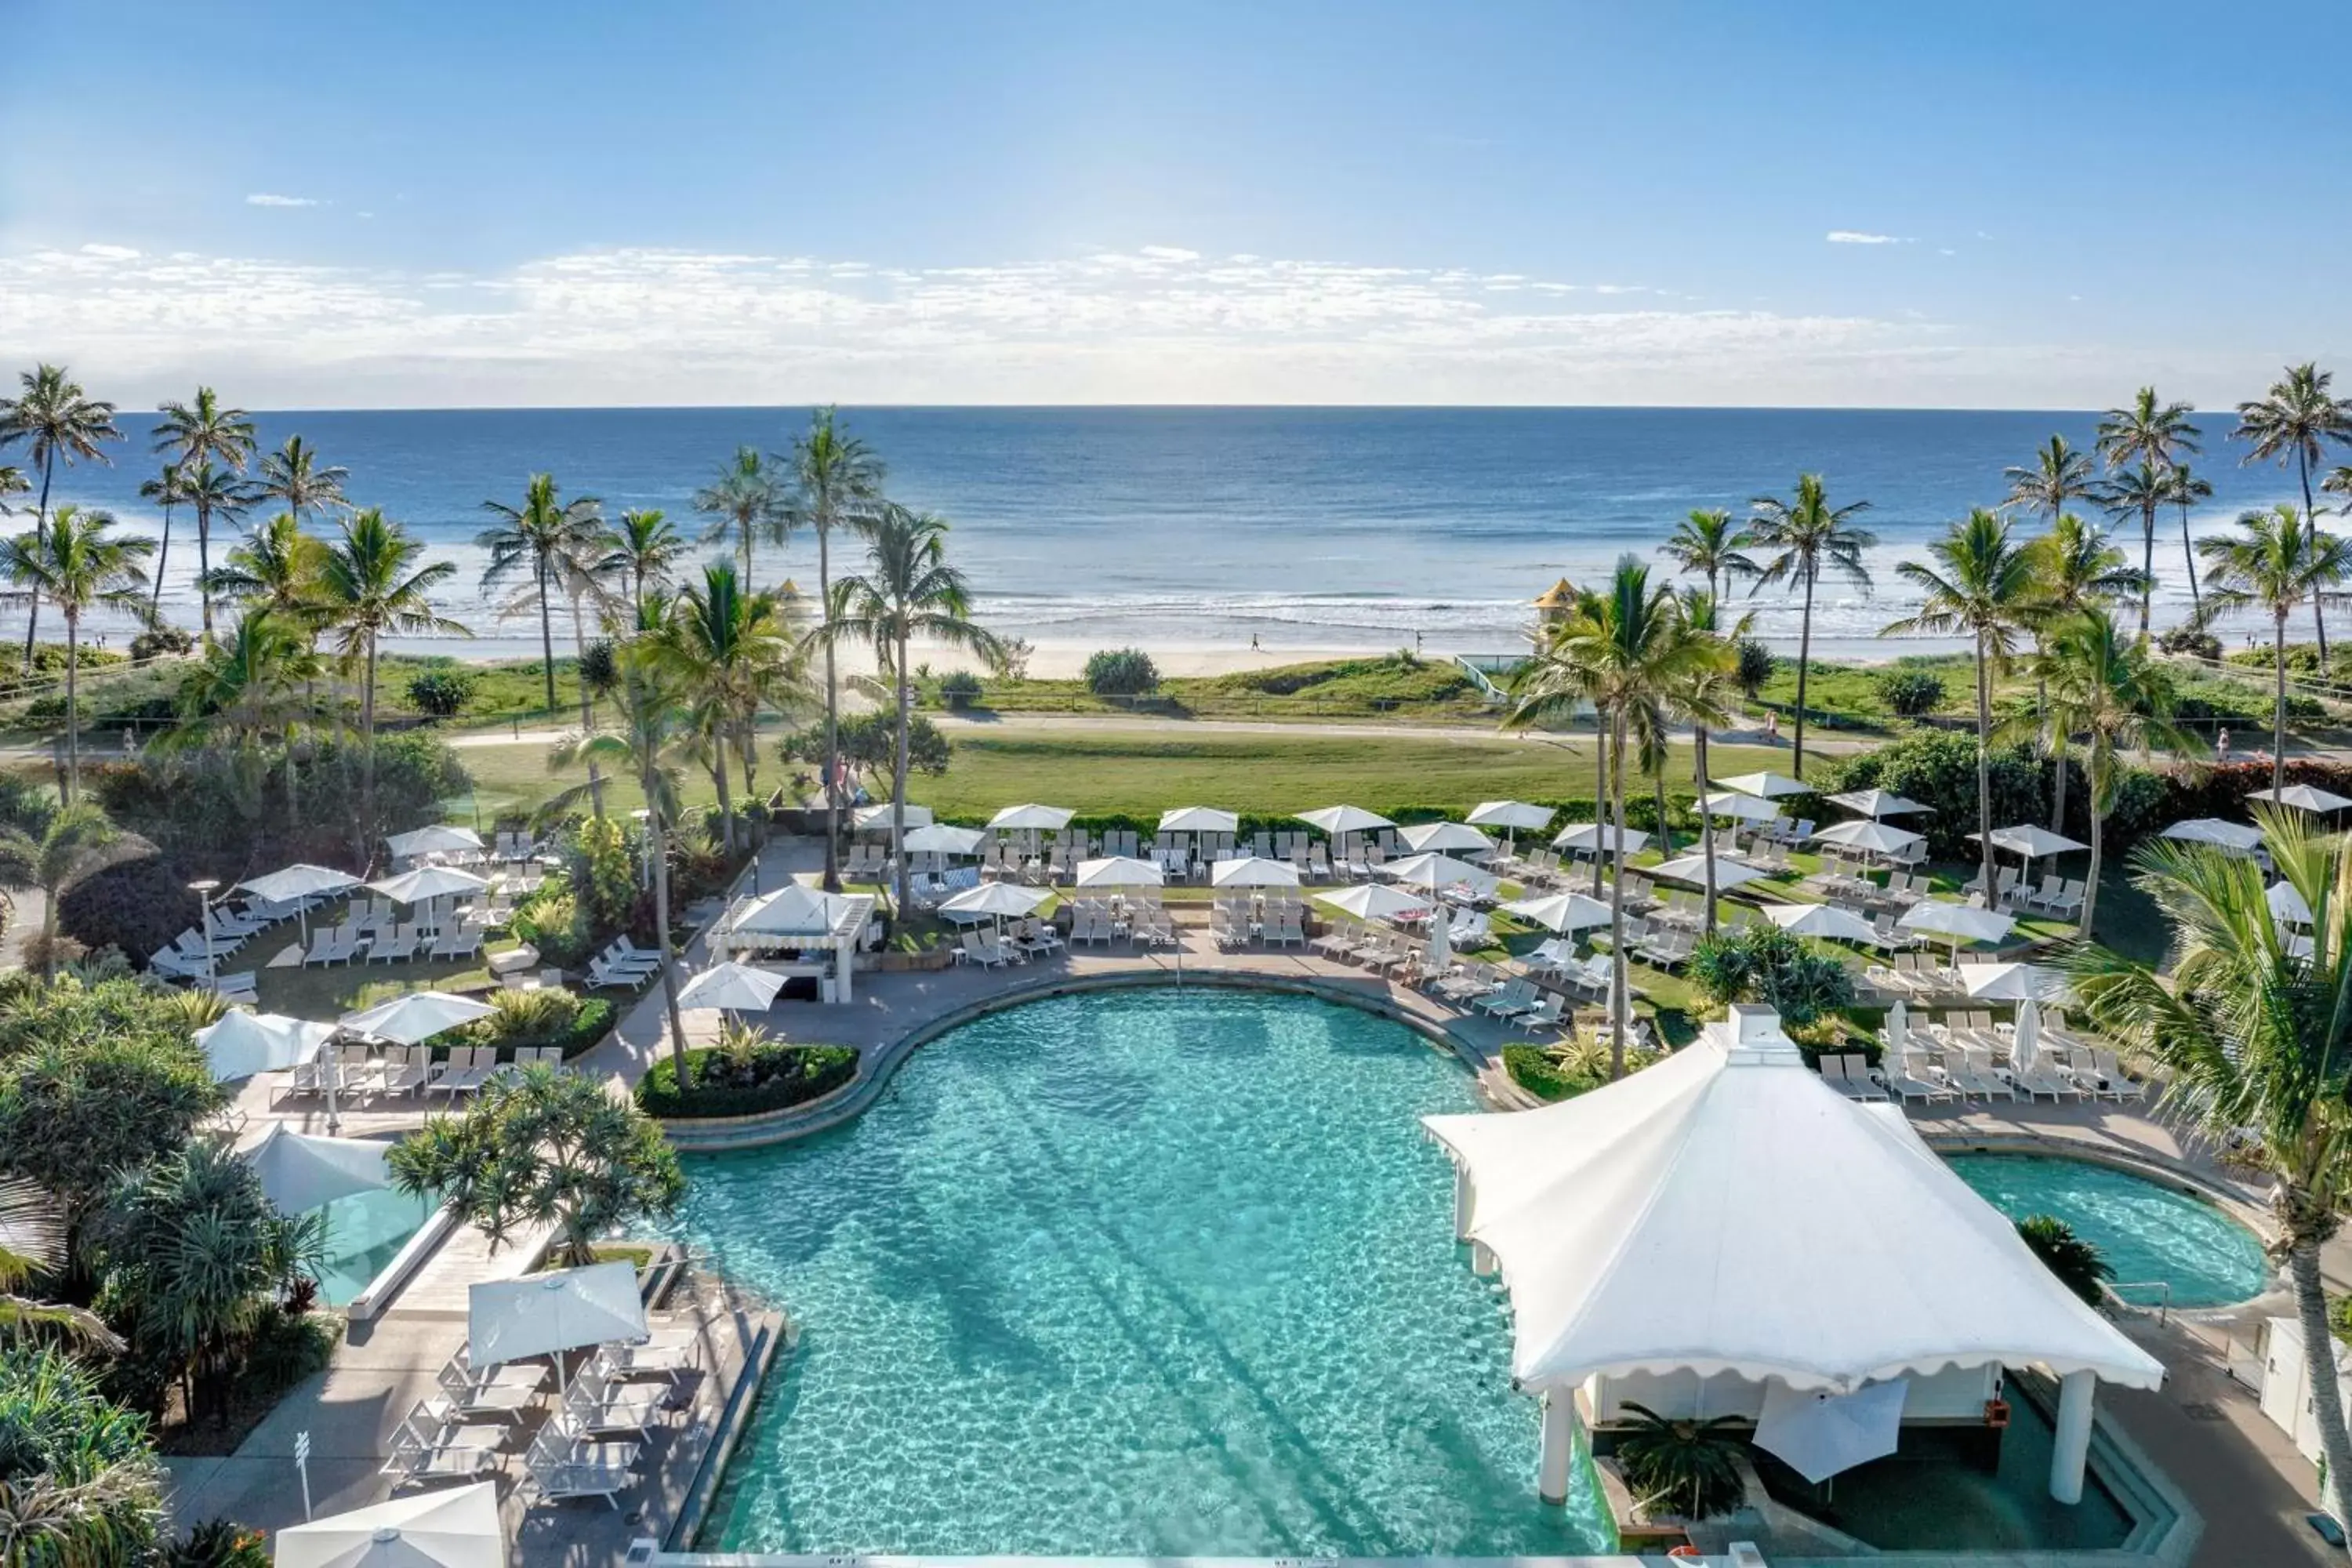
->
left=14, top=406, right=2301, bottom=665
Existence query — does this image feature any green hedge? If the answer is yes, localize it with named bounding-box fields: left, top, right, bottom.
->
left=635, top=1043, right=858, bottom=1118
left=1502, top=1044, right=1604, bottom=1104
left=446, top=996, right=615, bottom=1062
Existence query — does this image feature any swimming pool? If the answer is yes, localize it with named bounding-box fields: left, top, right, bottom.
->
left=674, top=987, right=1610, bottom=1556
left=310, top=1186, right=436, bottom=1307
left=1946, top=1152, right=2270, bottom=1308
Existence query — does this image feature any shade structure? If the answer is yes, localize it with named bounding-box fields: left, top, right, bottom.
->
left=1384, top=851, right=1497, bottom=891
left=239, top=862, right=362, bottom=904
left=1423, top=1005, right=2164, bottom=1394
left=987, top=802, right=1073, bottom=832
left=1320, top=883, right=1432, bottom=921
left=1958, top=961, right=2068, bottom=1003
left=1755, top=1378, right=1907, bottom=1483
left=1467, top=800, right=1552, bottom=830
left=1700, top=790, right=1784, bottom=822
left=274, top=1480, right=502, bottom=1568
left=2249, top=783, right=2352, bottom=814
left=732, top=884, right=857, bottom=938
left=1970, top=825, right=2089, bottom=858
left=855, top=801, right=932, bottom=833
left=339, top=991, right=495, bottom=1046
left=2270, top=880, right=2314, bottom=926
left=674, top=960, right=786, bottom=1014
left=1813, top=819, right=1926, bottom=857
left=1074, top=855, right=1164, bottom=887
left=194, top=1010, right=336, bottom=1082
left=1158, top=806, right=1238, bottom=834
left=1650, top=853, right=1769, bottom=890
left=900, top=823, right=986, bottom=855
left=1886, top=999, right=1909, bottom=1055
left=468, top=1261, right=645, bottom=1368
left=1398, top=820, right=1497, bottom=855
left=2011, top=998, right=2046, bottom=1076
left=1425, top=915, right=1452, bottom=974
left=1296, top=804, right=1395, bottom=836
left=1552, top=822, right=1651, bottom=855
left=241, top=1123, right=391, bottom=1214
left=1898, top=901, right=2015, bottom=946
left=941, top=881, right=1053, bottom=919
left=1716, top=771, right=1813, bottom=800
left=1210, top=856, right=1301, bottom=889
left=2161, top=818, right=2265, bottom=851
left=1501, top=891, right=1611, bottom=934
left=1760, top=902, right=1879, bottom=944
left=366, top=866, right=491, bottom=906
left=383, top=824, right=484, bottom=861
left=1826, top=789, right=1933, bottom=819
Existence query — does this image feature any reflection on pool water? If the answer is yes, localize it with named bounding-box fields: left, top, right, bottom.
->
left=1947, top=1152, right=2270, bottom=1308
left=310, top=1187, right=436, bottom=1307
left=675, top=988, right=1610, bottom=1556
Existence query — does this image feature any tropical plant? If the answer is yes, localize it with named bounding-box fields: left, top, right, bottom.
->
left=405, top=669, right=474, bottom=720
left=0, top=466, right=23, bottom=514
left=256, top=434, right=347, bottom=524
left=0, top=1175, right=118, bottom=1349
left=782, top=408, right=884, bottom=891
left=938, top=669, right=983, bottom=710
left=165, top=611, right=321, bottom=833
left=0, top=1345, right=166, bottom=1566
left=826, top=505, right=1006, bottom=911
left=0, top=506, right=154, bottom=798
left=602, top=507, right=687, bottom=612
left=2097, top=463, right=2175, bottom=639
left=136, top=461, right=190, bottom=615
left=1744, top=474, right=1875, bottom=778
left=655, top=562, right=804, bottom=855
left=0, top=365, right=124, bottom=671
left=1875, top=668, right=1945, bottom=719
left=694, top=446, right=786, bottom=585
left=2235, top=364, right=2352, bottom=657
left=389, top=1066, right=686, bottom=1268
left=165, top=1518, right=272, bottom=1568
left=1083, top=647, right=1160, bottom=695
left=478, top=474, right=605, bottom=713
left=1685, top=922, right=1856, bottom=1027
left=170, top=460, right=260, bottom=645
left=2096, top=388, right=2201, bottom=635
left=2005, top=433, right=2103, bottom=530
left=1613, top=1401, right=1748, bottom=1520
left=1733, top=637, right=1773, bottom=698
left=153, top=390, right=258, bottom=643
left=1660, top=507, right=1755, bottom=601
left=1668, top=590, right=1740, bottom=931
left=0, top=798, right=123, bottom=972
left=2016, top=1214, right=2113, bottom=1308
left=2167, top=462, right=2216, bottom=612
left=2198, top=505, right=2352, bottom=790
left=1882, top=509, right=2038, bottom=898
left=2026, top=510, right=2149, bottom=832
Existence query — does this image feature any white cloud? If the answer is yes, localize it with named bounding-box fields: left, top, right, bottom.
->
left=79, top=243, right=140, bottom=260
left=245, top=193, right=319, bottom=208
left=1826, top=230, right=1910, bottom=245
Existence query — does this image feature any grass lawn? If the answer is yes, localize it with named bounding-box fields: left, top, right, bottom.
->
left=932, top=653, right=1502, bottom=724
left=248, top=949, right=510, bottom=1018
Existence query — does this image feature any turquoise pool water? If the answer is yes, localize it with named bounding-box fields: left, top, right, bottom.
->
left=675, top=988, right=1609, bottom=1556
left=1947, top=1153, right=2270, bottom=1308
left=310, top=1187, right=435, bottom=1307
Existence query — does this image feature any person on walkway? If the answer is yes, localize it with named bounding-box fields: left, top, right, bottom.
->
left=2216, top=728, right=2230, bottom=763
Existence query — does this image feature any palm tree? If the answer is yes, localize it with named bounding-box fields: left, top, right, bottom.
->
left=2198, top=505, right=2352, bottom=790
left=2098, top=463, right=2176, bottom=638
left=1744, top=474, right=1875, bottom=779
left=655, top=563, right=801, bottom=857
left=2027, top=512, right=2148, bottom=832
left=782, top=408, right=884, bottom=891
left=478, top=474, right=604, bottom=713
left=314, top=510, right=467, bottom=840
left=0, top=466, right=24, bottom=513
left=0, top=799, right=121, bottom=974
left=171, top=461, right=258, bottom=645
left=2020, top=611, right=2198, bottom=935
left=153, top=388, right=258, bottom=644
left=2235, top=364, right=2352, bottom=657
left=2096, top=389, right=2201, bottom=636
left=0, top=365, right=123, bottom=671
left=541, top=530, right=620, bottom=817
left=1671, top=590, right=1742, bottom=934
left=0, top=1177, right=117, bottom=1349
left=0, top=506, right=154, bottom=800
left=1660, top=508, right=1755, bottom=601
left=2063, top=809, right=2352, bottom=1532
left=257, top=434, right=348, bottom=524
left=694, top=447, right=786, bottom=586
left=1507, top=555, right=1713, bottom=1075
left=602, top=508, right=688, bottom=613
left=135, top=463, right=189, bottom=616
left=2167, top=463, right=2216, bottom=615
left=1882, top=509, right=2038, bottom=899
left=166, top=609, right=321, bottom=834
left=826, top=505, right=1006, bottom=913
left=201, top=510, right=322, bottom=620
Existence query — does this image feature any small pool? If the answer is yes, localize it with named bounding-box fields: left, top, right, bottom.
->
left=674, top=988, right=1610, bottom=1556
left=1946, top=1152, right=2270, bottom=1308
left=309, top=1187, right=436, bottom=1306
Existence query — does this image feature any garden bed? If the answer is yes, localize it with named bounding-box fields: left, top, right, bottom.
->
left=637, top=1041, right=859, bottom=1119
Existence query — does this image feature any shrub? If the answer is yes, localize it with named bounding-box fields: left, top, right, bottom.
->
left=1502, top=1044, right=1605, bottom=1103
left=782, top=710, right=952, bottom=793
left=55, top=837, right=201, bottom=968
left=511, top=888, right=588, bottom=966
left=1613, top=1401, right=1748, bottom=1520
left=405, top=669, right=475, bottom=720
left=1686, top=924, right=1855, bottom=1029
left=130, top=625, right=196, bottom=663
left=2158, top=624, right=2222, bottom=662
left=1083, top=647, right=1160, bottom=696
left=1819, top=729, right=2043, bottom=860
left=1875, top=668, right=1946, bottom=719
left=166, top=1519, right=273, bottom=1568
left=2016, top=1214, right=2113, bottom=1308
left=451, top=990, right=613, bottom=1061
left=0, top=1347, right=167, bottom=1563
left=938, top=670, right=984, bottom=710
left=1734, top=638, right=1774, bottom=698
left=636, top=1038, right=858, bottom=1118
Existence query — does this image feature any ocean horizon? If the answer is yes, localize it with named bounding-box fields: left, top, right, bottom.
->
left=15, top=405, right=2303, bottom=666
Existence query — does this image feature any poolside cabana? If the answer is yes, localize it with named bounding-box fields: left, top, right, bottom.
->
left=712, top=884, right=877, bottom=1002
left=1424, top=1005, right=2164, bottom=1507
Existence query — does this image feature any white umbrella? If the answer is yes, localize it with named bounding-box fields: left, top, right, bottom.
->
left=339, top=991, right=495, bottom=1046
left=1715, top=771, right=1813, bottom=800
left=383, top=824, right=484, bottom=861
left=1760, top=902, right=1880, bottom=944
left=1399, top=820, right=1497, bottom=855
left=1210, top=856, right=1301, bottom=888
left=1320, top=883, right=1432, bottom=921
left=1885, top=998, right=1909, bottom=1057
left=195, top=1011, right=336, bottom=1082
left=241, top=1123, right=391, bottom=1214
left=1958, top=961, right=2068, bottom=1003
left=240, top=863, right=365, bottom=942
left=1812, top=819, right=1926, bottom=857
left=468, top=1261, right=646, bottom=1376
left=1552, top=822, right=1651, bottom=855
left=854, top=800, right=932, bottom=833
left=1074, top=855, right=1164, bottom=887
left=1297, top=804, right=1395, bottom=836
left=987, top=803, right=1073, bottom=832
left=2249, top=783, right=2352, bottom=814
left=2161, top=818, right=2265, bottom=851
left=1969, top=825, right=2088, bottom=858
left=1501, top=891, right=1611, bottom=934
left=674, top=960, right=785, bottom=1013
left=1650, top=853, right=1769, bottom=890
left=1424, top=914, right=1453, bottom=974
left=1826, top=789, right=1933, bottom=819
left=2270, top=880, right=2314, bottom=925
left=900, top=823, right=986, bottom=855
left=1700, top=790, right=1785, bottom=822
left=941, top=881, right=1053, bottom=919
left=2011, top=997, right=2045, bottom=1076
left=367, top=865, right=492, bottom=906
left=1467, top=800, right=1552, bottom=830
left=1158, top=806, right=1238, bottom=834
left=1755, top=1377, right=1907, bottom=1483
left=1897, top=901, right=2016, bottom=946
left=1385, top=851, right=1495, bottom=891
left=274, top=1481, right=502, bottom=1568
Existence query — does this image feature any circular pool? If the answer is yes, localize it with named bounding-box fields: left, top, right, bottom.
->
left=1945, top=1152, right=2271, bottom=1308
left=673, top=987, right=1608, bottom=1556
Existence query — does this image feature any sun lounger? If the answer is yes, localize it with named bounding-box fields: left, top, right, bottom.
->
left=380, top=1406, right=501, bottom=1487
left=1835, top=1053, right=1888, bottom=1101
left=561, top=1367, right=672, bottom=1436
left=1882, top=1049, right=1958, bottom=1104
left=1475, top=978, right=1539, bottom=1019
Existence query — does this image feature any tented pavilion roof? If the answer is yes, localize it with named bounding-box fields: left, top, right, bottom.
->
left=1423, top=1005, right=2163, bottom=1396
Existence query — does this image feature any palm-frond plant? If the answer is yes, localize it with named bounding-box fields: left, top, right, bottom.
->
left=478, top=474, right=604, bottom=713
left=2026, top=511, right=2149, bottom=832
left=0, top=800, right=122, bottom=975
left=1672, top=590, right=1744, bottom=933
left=0, top=506, right=155, bottom=799
left=2167, top=463, right=2216, bottom=613
left=602, top=508, right=688, bottom=613
left=1661, top=508, right=1755, bottom=601
left=782, top=408, right=885, bottom=891
left=2096, top=389, right=2201, bottom=636
left=2016, top=1214, right=2113, bottom=1308
left=0, top=365, right=124, bottom=671
left=1744, top=474, right=1875, bottom=779
left=256, top=434, right=347, bottom=524
left=164, top=610, right=322, bottom=837
left=0, top=1176, right=119, bottom=1351
left=2197, top=505, right=2352, bottom=791
left=2235, top=364, right=2352, bottom=658
left=136, top=462, right=190, bottom=616
left=694, top=446, right=786, bottom=586
left=1613, top=1401, right=1748, bottom=1520
left=0, top=1345, right=166, bottom=1565
left=654, top=563, right=806, bottom=857
left=153, top=389, right=258, bottom=644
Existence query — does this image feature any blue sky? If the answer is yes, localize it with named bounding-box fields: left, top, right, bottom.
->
left=2, top=0, right=2345, bottom=408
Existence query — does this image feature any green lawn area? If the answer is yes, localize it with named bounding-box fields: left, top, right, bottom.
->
left=931, top=653, right=1502, bottom=724
left=245, top=945, right=517, bottom=1018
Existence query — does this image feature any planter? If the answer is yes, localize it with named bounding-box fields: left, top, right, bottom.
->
left=874, top=946, right=955, bottom=972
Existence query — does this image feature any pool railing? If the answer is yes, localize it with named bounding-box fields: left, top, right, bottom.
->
left=2104, top=1279, right=2176, bottom=1324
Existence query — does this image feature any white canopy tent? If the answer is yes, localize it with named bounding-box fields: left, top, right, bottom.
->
left=1826, top=789, right=1933, bottom=819
left=1383, top=851, right=1498, bottom=894
left=941, top=881, right=1053, bottom=920
left=1813, top=819, right=1926, bottom=858
left=1074, top=855, right=1164, bottom=887
left=383, top=824, right=484, bottom=862
left=1158, top=806, right=1239, bottom=835
left=1398, top=820, right=1497, bottom=856
left=987, top=803, right=1073, bottom=832
left=674, top=960, right=786, bottom=1014
left=241, top=1123, right=392, bottom=1214
left=1958, top=961, right=2070, bottom=1003
left=195, top=1010, right=336, bottom=1082
left=854, top=801, right=933, bottom=833
left=900, top=823, right=987, bottom=856
left=1759, top=902, right=1879, bottom=945
left=1424, top=1006, right=2163, bottom=1505
left=1297, top=804, right=1394, bottom=837
left=2249, top=783, right=2352, bottom=815
left=1320, top=883, right=1432, bottom=922
left=1467, top=800, right=1552, bottom=830
left=274, top=1480, right=502, bottom=1568
left=2161, top=818, right=2265, bottom=851
left=238, top=864, right=362, bottom=942
left=1551, top=822, right=1650, bottom=855
left=1699, top=790, right=1784, bottom=823
left=1715, top=771, right=1812, bottom=800
left=1650, top=853, right=1769, bottom=891
left=1501, top=891, right=1611, bottom=935
left=713, top=885, right=876, bottom=1002
left=366, top=866, right=491, bottom=906
left=1210, top=856, right=1301, bottom=889
left=1971, top=825, right=2089, bottom=859
left=469, top=1262, right=645, bottom=1382
left=339, top=991, right=495, bottom=1046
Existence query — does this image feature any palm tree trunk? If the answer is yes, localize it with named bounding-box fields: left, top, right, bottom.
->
left=2049, top=746, right=2068, bottom=837
left=2180, top=496, right=2200, bottom=612
left=1793, top=566, right=1816, bottom=778
left=361, top=633, right=379, bottom=851
left=713, top=739, right=737, bottom=856
left=536, top=557, right=557, bottom=713
left=285, top=728, right=301, bottom=841
left=61, top=609, right=78, bottom=802
left=2276, top=610, right=2290, bottom=792
left=1975, top=631, right=1994, bottom=901
left=196, top=500, right=214, bottom=644
left=1697, top=726, right=1717, bottom=935
left=1606, top=706, right=1629, bottom=1078
left=741, top=517, right=754, bottom=587
left=568, top=593, right=604, bottom=818
left=2140, top=502, right=2156, bottom=639
left=820, top=522, right=843, bottom=893
left=22, top=455, right=51, bottom=674
left=2303, top=454, right=2329, bottom=662
left=647, top=793, right=691, bottom=1091
left=2080, top=755, right=2103, bottom=937
left=893, top=629, right=914, bottom=916
left=1651, top=764, right=1671, bottom=859
left=152, top=503, right=172, bottom=614
left=2289, top=1238, right=2352, bottom=1534
left=1591, top=721, right=1607, bottom=895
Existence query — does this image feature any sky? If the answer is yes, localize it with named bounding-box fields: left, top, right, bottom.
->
left=3, top=0, right=2347, bottom=410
